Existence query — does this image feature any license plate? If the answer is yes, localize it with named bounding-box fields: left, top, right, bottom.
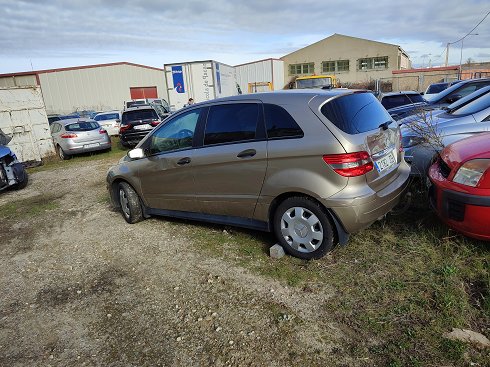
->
left=374, top=151, right=396, bottom=173
left=84, top=143, right=100, bottom=149
left=133, top=124, right=151, bottom=130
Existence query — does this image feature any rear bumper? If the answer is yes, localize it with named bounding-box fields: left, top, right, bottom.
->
left=65, top=141, right=111, bottom=155
left=324, top=161, right=411, bottom=233
left=120, top=130, right=152, bottom=146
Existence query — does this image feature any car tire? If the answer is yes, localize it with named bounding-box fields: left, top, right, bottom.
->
left=57, top=145, right=71, bottom=160
left=12, top=165, right=28, bottom=190
left=273, top=197, right=334, bottom=260
left=118, top=182, right=144, bottom=224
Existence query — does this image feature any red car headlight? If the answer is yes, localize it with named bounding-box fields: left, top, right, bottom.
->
left=452, top=159, right=490, bottom=188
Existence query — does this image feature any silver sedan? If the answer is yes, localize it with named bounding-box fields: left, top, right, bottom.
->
left=50, top=118, right=112, bottom=160
left=401, top=89, right=490, bottom=176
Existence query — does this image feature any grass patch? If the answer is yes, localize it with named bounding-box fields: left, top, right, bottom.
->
left=0, top=194, right=60, bottom=220
left=177, top=193, right=489, bottom=365
left=28, top=136, right=128, bottom=173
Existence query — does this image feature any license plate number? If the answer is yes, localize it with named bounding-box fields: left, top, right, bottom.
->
left=374, top=151, right=396, bottom=173
left=134, top=124, right=151, bottom=130
left=84, top=143, right=100, bottom=149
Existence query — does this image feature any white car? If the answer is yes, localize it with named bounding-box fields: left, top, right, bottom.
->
left=93, top=111, right=121, bottom=136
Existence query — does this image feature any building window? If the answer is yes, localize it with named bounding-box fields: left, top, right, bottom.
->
left=289, top=63, right=314, bottom=75
left=374, top=56, right=388, bottom=69
left=321, top=60, right=350, bottom=73
left=322, top=61, right=335, bottom=73
left=358, top=57, right=388, bottom=70
left=337, top=60, right=349, bottom=72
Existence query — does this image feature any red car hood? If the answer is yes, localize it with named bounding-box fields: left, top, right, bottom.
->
left=440, top=133, right=490, bottom=168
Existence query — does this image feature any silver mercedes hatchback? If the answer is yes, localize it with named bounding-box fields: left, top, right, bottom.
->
left=107, top=90, right=410, bottom=259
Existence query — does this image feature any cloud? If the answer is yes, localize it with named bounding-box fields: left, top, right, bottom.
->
left=0, top=0, right=489, bottom=71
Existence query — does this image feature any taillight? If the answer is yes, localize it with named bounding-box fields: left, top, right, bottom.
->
left=323, top=151, right=373, bottom=177
left=60, top=133, right=77, bottom=138
left=119, top=124, right=131, bottom=133
left=150, top=120, right=160, bottom=127
left=99, top=129, right=107, bottom=134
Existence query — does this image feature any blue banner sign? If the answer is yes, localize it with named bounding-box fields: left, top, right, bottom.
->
left=172, top=66, right=185, bottom=93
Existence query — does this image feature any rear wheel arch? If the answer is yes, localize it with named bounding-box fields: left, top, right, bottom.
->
left=268, top=192, right=349, bottom=248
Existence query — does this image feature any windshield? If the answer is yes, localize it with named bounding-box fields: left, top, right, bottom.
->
left=296, top=78, right=332, bottom=89
left=446, top=85, right=490, bottom=112
left=122, top=109, right=158, bottom=124
left=66, top=121, right=100, bottom=131
left=451, top=92, right=490, bottom=116
left=424, top=82, right=464, bottom=102
left=321, top=92, right=392, bottom=134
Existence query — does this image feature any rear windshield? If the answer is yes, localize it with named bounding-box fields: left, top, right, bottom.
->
left=66, top=121, right=100, bottom=131
left=381, top=94, right=425, bottom=110
left=426, top=83, right=448, bottom=94
left=122, top=109, right=158, bottom=124
left=95, top=113, right=119, bottom=121
left=320, top=92, right=392, bottom=134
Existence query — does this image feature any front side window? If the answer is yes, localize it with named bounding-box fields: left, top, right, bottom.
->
left=204, top=104, right=259, bottom=146
left=148, top=109, right=201, bottom=154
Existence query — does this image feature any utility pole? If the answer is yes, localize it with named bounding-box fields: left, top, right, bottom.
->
left=445, top=43, right=449, bottom=67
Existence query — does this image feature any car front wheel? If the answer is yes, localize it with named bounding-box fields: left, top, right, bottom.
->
left=273, top=197, right=334, bottom=259
left=118, top=182, right=144, bottom=224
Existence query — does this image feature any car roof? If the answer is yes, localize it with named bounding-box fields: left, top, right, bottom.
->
left=380, top=91, right=421, bottom=97
left=95, top=110, right=120, bottom=115
left=188, top=88, right=367, bottom=108
left=123, top=106, right=155, bottom=113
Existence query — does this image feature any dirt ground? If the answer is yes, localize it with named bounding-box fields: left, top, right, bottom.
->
left=0, top=157, right=359, bottom=367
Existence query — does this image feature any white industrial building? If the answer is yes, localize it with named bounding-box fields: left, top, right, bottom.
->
left=235, top=58, right=285, bottom=93
left=0, top=62, right=168, bottom=115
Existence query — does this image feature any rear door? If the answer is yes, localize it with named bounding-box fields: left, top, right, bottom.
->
left=190, top=101, right=267, bottom=218
left=311, top=92, right=402, bottom=191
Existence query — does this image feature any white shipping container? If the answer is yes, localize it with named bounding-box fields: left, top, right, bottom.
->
left=235, top=58, right=285, bottom=94
left=0, top=86, right=55, bottom=162
left=164, top=61, right=239, bottom=111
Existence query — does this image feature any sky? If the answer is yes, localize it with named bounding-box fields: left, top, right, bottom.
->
left=0, top=0, right=489, bottom=74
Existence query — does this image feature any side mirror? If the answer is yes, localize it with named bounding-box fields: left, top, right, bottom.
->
left=127, top=148, right=145, bottom=159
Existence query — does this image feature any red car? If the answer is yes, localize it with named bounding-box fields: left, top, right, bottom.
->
left=428, top=133, right=490, bottom=241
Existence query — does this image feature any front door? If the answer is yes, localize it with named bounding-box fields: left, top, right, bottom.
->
left=137, top=108, right=201, bottom=212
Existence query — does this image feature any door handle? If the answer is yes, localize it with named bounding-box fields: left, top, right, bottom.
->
left=177, top=157, right=191, bottom=165
left=237, top=149, right=256, bottom=158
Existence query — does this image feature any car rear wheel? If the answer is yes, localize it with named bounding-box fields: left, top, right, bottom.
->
left=273, top=197, right=334, bottom=259
left=57, top=145, right=71, bottom=160
left=118, top=182, right=143, bottom=224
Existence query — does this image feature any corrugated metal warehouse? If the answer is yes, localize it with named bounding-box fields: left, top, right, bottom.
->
left=235, top=58, right=285, bottom=93
left=0, top=62, right=168, bottom=115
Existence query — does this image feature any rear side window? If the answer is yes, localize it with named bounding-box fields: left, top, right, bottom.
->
left=264, top=104, right=303, bottom=139
left=321, top=93, right=392, bottom=134
left=65, top=121, right=100, bottom=131
left=204, top=104, right=259, bottom=145
left=122, top=109, right=158, bottom=125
